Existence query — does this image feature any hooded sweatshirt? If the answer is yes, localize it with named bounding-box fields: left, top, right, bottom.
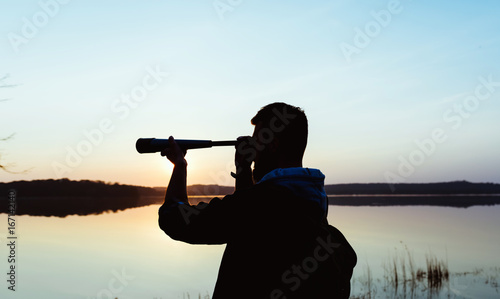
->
left=159, top=167, right=355, bottom=299
left=258, top=167, right=329, bottom=218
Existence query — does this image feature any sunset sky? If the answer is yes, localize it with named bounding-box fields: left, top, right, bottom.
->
left=1, top=0, right=499, bottom=188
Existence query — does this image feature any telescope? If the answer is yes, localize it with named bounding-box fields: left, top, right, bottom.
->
left=136, top=138, right=237, bottom=153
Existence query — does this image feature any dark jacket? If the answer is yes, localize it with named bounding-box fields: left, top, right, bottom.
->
left=159, top=168, right=356, bottom=298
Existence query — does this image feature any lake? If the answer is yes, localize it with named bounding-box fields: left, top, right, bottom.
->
left=0, top=200, right=499, bottom=298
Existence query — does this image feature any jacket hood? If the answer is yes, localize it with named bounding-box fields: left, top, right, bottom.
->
left=258, top=167, right=328, bottom=217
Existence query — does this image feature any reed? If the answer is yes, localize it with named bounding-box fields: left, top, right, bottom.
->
left=380, top=243, right=449, bottom=297
left=181, top=293, right=211, bottom=299
left=425, top=252, right=449, bottom=291
left=351, top=264, right=375, bottom=299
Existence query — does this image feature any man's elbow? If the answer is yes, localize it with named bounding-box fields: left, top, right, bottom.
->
left=158, top=213, right=169, bottom=235
left=158, top=207, right=186, bottom=241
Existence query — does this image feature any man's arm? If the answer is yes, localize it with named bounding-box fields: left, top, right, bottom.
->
left=158, top=136, right=233, bottom=244
left=158, top=136, right=252, bottom=244
left=162, top=136, right=188, bottom=205
left=235, top=166, right=253, bottom=191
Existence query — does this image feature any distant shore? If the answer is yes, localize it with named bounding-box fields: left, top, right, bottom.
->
left=327, top=194, right=500, bottom=208
left=1, top=179, right=500, bottom=216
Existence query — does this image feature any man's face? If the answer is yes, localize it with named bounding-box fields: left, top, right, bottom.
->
left=251, top=123, right=278, bottom=182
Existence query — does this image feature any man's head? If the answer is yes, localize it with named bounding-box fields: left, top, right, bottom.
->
left=250, top=102, right=308, bottom=182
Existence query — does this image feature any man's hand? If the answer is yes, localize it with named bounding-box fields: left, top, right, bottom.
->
left=235, top=136, right=255, bottom=170
left=161, top=136, right=187, bottom=166
left=162, top=136, right=188, bottom=205
left=233, top=136, right=255, bottom=190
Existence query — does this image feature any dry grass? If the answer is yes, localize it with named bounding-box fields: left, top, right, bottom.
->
left=379, top=242, right=449, bottom=298
left=425, top=252, right=449, bottom=291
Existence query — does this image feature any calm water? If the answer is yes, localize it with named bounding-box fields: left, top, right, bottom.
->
left=1, top=202, right=499, bottom=298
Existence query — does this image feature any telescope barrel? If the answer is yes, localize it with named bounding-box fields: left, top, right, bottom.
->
left=136, top=138, right=237, bottom=153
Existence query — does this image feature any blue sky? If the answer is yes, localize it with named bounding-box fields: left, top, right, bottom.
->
left=1, top=0, right=499, bottom=187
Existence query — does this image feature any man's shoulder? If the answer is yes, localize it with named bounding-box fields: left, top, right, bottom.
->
left=221, top=181, right=314, bottom=217
left=228, top=181, right=296, bottom=201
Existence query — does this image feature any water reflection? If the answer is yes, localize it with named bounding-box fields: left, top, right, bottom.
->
left=2, top=194, right=500, bottom=217
left=0, top=203, right=498, bottom=298
left=331, top=205, right=500, bottom=298
left=0, top=196, right=160, bottom=217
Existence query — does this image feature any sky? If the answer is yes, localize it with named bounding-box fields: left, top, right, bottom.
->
left=1, top=0, right=499, bottom=188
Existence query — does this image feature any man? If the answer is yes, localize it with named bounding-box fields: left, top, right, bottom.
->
left=158, top=102, right=356, bottom=298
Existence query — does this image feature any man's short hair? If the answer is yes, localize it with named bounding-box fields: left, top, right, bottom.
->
left=251, top=102, right=308, bottom=160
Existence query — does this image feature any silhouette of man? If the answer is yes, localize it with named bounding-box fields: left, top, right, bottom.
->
left=159, top=102, right=356, bottom=298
